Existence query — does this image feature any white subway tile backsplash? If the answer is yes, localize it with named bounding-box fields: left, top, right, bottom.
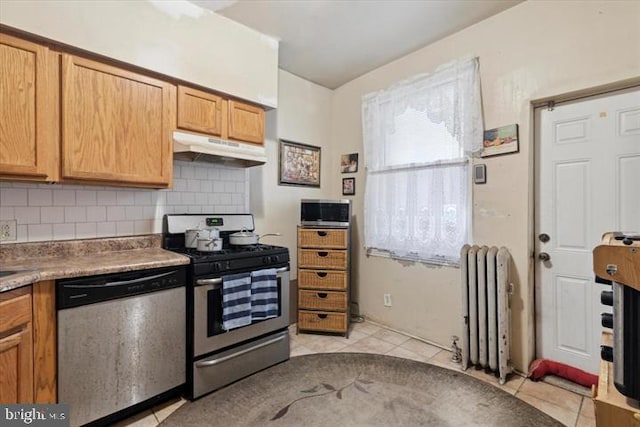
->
left=173, top=179, right=188, bottom=192
left=0, top=207, right=14, bottom=220
left=76, top=190, right=97, bottom=205
left=167, top=192, right=182, bottom=205
left=125, top=206, right=145, bottom=221
left=43, top=207, right=65, bottom=224
left=1, top=162, right=247, bottom=243
left=224, top=182, right=236, bottom=192
left=1, top=188, right=28, bottom=206
left=187, top=179, right=201, bottom=192
left=96, top=222, right=116, bottom=237
left=181, top=193, right=196, bottom=205
left=195, top=167, right=208, bottom=180
left=181, top=166, right=195, bottom=179
left=28, top=224, right=53, bottom=242
left=65, top=206, right=87, bottom=223
left=97, top=190, right=117, bottom=206
left=134, top=219, right=154, bottom=234
left=15, top=207, right=40, bottom=224
left=28, top=189, right=52, bottom=206
left=76, top=222, right=97, bottom=239
left=53, top=190, right=76, bottom=206
left=116, top=221, right=134, bottom=236
left=116, top=191, right=135, bottom=206
left=134, top=192, right=152, bottom=206
left=106, top=206, right=126, bottom=221
left=86, top=206, right=107, bottom=222
left=53, top=223, right=75, bottom=240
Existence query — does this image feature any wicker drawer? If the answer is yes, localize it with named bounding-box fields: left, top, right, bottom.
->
left=298, top=249, right=347, bottom=270
left=299, top=290, right=347, bottom=311
left=298, top=228, right=347, bottom=249
left=298, top=269, right=347, bottom=291
left=298, top=311, right=347, bottom=333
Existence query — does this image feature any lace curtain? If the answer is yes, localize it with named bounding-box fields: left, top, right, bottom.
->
left=362, top=57, right=482, bottom=265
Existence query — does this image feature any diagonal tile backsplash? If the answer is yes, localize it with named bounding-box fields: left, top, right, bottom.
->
left=0, top=161, right=249, bottom=243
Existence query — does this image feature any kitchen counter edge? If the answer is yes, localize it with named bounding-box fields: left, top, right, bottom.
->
left=0, top=248, right=190, bottom=293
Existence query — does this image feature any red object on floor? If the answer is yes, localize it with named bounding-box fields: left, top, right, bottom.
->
left=527, top=359, right=599, bottom=388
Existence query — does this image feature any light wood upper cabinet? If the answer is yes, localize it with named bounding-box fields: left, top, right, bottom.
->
left=61, top=55, right=176, bottom=187
left=177, top=86, right=225, bottom=137
left=228, top=99, right=264, bottom=144
left=0, top=287, right=34, bottom=403
left=177, top=86, right=265, bottom=145
left=0, top=34, right=58, bottom=182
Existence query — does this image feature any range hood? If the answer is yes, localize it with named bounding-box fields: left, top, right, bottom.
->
left=173, top=131, right=267, bottom=168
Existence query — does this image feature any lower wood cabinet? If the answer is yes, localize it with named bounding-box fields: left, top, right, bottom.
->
left=0, top=286, right=33, bottom=403
left=297, top=226, right=350, bottom=336
left=0, top=281, right=56, bottom=404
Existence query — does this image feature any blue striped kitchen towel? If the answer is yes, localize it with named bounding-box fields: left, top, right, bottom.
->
left=222, top=272, right=252, bottom=330
left=250, top=268, right=278, bottom=320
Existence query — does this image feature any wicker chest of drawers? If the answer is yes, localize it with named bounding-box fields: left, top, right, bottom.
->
left=297, top=226, right=350, bottom=337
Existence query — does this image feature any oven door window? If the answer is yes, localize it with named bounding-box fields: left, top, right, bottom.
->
left=207, top=276, right=282, bottom=337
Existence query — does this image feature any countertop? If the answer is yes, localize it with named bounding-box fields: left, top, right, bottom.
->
left=0, top=235, right=190, bottom=293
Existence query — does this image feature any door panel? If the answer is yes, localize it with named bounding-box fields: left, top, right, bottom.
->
left=61, top=55, right=175, bottom=187
left=0, top=33, right=57, bottom=181
left=177, top=86, right=225, bottom=137
left=536, top=87, right=640, bottom=373
left=228, top=100, right=264, bottom=144
left=618, top=155, right=640, bottom=230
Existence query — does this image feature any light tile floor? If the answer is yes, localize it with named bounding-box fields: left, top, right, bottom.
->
left=119, top=320, right=595, bottom=427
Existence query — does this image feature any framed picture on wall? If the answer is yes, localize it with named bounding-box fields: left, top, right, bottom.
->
left=278, top=139, right=321, bottom=187
left=481, top=124, right=519, bottom=157
left=341, top=153, right=359, bottom=173
left=342, top=177, right=355, bottom=195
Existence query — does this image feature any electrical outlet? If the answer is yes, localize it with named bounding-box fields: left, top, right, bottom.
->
left=0, top=220, right=17, bottom=241
left=383, top=293, right=392, bottom=307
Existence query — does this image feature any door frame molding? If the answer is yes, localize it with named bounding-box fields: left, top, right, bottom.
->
left=530, top=76, right=640, bottom=365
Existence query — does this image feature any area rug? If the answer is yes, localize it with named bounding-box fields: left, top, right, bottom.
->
left=160, top=353, right=562, bottom=426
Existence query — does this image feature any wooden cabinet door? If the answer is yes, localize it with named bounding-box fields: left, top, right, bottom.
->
left=0, top=33, right=58, bottom=181
left=61, top=55, right=176, bottom=187
left=177, top=86, right=225, bottom=137
left=228, top=100, right=264, bottom=144
left=0, top=289, right=33, bottom=403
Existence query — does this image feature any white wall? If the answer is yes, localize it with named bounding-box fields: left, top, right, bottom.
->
left=329, top=1, right=640, bottom=371
left=0, top=161, right=248, bottom=243
left=0, top=0, right=279, bottom=107
left=250, top=70, right=334, bottom=279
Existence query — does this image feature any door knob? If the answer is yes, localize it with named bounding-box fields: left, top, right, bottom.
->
left=538, top=252, right=551, bottom=262
left=539, top=233, right=550, bottom=243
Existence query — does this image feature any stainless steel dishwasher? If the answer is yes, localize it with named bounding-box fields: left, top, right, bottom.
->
left=57, top=267, right=186, bottom=427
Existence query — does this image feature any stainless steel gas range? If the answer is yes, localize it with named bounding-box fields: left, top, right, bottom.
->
left=163, top=214, right=290, bottom=399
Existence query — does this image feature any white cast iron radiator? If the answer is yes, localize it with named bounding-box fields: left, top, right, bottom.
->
left=460, top=245, right=513, bottom=384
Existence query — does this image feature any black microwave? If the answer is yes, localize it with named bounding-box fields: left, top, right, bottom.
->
left=300, top=199, right=351, bottom=227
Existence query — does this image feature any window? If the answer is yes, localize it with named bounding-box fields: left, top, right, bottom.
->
left=362, top=58, right=483, bottom=265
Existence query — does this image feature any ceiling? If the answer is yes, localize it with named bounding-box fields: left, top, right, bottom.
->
left=192, top=0, right=522, bottom=89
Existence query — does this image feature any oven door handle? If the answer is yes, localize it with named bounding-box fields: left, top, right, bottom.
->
left=196, top=266, right=289, bottom=287
left=195, top=334, right=287, bottom=368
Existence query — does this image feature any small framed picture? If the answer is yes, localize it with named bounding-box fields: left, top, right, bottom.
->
left=340, top=153, right=358, bottom=173
left=342, top=177, right=355, bottom=195
left=474, top=164, right=487, bottom=184
left=481, top=124, right=519, bottom=157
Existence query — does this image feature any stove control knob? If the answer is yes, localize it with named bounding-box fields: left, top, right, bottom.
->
left=262, top=256, right=270, bottom=265
left=213, top=263, right=221, bottom=272
left=271, top=256, right=279, bottom=263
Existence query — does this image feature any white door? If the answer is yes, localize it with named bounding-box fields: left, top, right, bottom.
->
left=535, top=87, right=640, bottom=374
